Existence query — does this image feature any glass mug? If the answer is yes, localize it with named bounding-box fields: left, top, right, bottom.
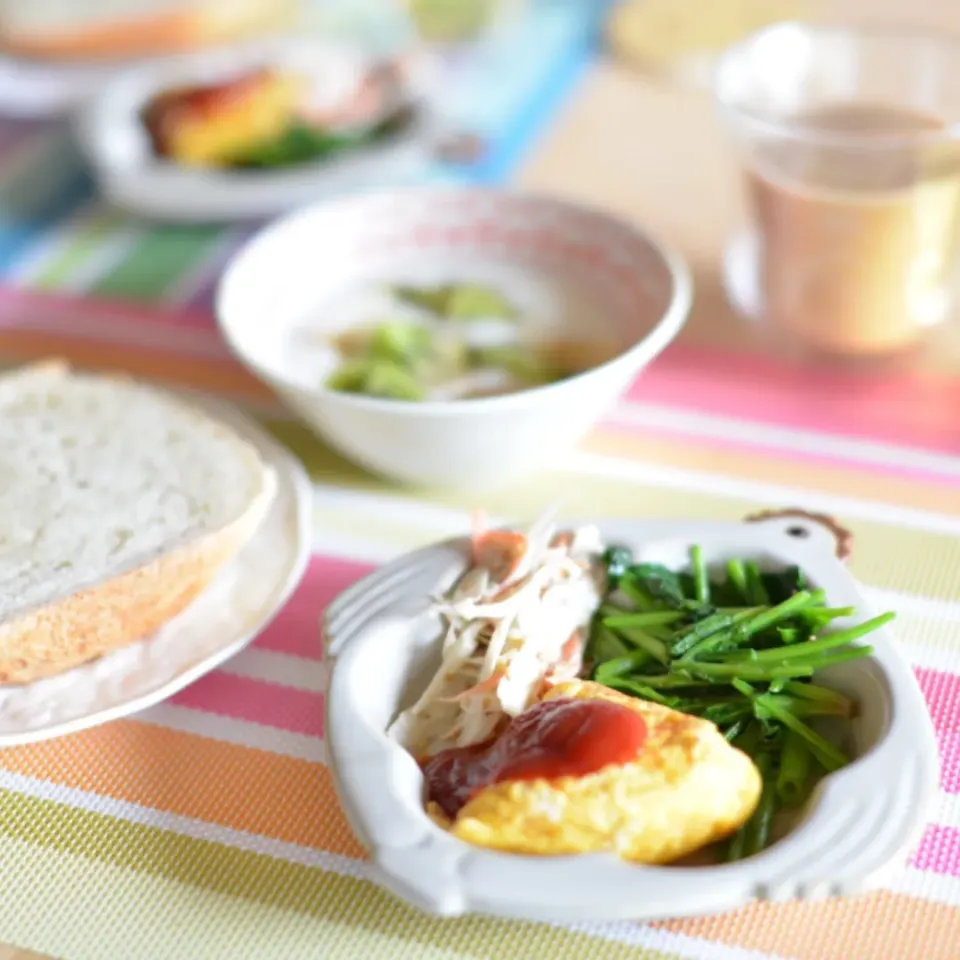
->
left=716, top=23, right=960, bottom=358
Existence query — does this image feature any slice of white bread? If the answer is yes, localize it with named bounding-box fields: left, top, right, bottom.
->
left=0, top=0, right=298, bottom=61
left=0, top=361, right=277, bottom=684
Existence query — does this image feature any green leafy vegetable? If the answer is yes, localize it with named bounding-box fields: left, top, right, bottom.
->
left=228, top=105, right=415, bottom=170
left=613, top=627, right=670, bottom=665
left=669, top=611, right=737, bottom=656
left=586, top=542, right=895, bottom=861
left=777, top=729, right=813, bottom=806
left=585, top=624, right=631, bottom=665
left=392, top=282, right=517, bottom=321
left=602, top=611, right=686, bottom=630
left=469, top=345, right=557, bottom=385
left=446, top=283, right=517, bottom=320
left=762, top=565, right=808, bottom=603
left=780, top=680, right=854, bottom=714
left=393, top=285, right=453, bottom=315
left=626, top=563, right=687, bottom=609
left=364, top=362, right=425, bottom=401
left=326, top=316, right=469, bottom=402
left=617, top=578, right=659, bottom=611
left=229, top=125, right=361, bottom=169
left=744, top=561, right=770, bottom=605
left=326, top=358, right=424, bottom=401
left=742, top=751, right=777, bottom=858
left=752, top=690, right=849, bottom=772
left=691, top=545, right=710, bottom=605
left=324, top=358, right=370, bottom=393
left=725, top=559, right=749, bottom=603
left=368, top=320, right=435, bottom=366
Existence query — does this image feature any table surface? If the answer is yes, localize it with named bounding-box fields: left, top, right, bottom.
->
left=2, top=3, right=960, bottom=957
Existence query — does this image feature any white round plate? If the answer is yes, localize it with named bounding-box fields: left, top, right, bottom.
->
left=0, top=51, right=149, bottom=118
left=323, top=514, right=937, bottom=922
left=0, top=394, right=313, bottom=746
left=74, top=36, right=435, bottom=223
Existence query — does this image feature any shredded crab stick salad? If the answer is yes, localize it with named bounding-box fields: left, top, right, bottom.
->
left=387, top=510, right=607, bottom=758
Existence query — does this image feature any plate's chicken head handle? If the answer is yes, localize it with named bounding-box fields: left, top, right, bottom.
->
left=743, top=508, right=854, bottom=562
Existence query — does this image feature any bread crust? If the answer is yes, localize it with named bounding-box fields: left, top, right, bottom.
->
left=0, top=466, right=276, bottom=684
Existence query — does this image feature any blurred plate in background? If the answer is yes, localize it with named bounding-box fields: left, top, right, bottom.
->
left=74, top=36, right=437, bottom=222
left=0, top=0, right=302, bottom=117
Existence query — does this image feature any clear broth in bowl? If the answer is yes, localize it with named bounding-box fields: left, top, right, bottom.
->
left=320, top=280, right=622, bottom=402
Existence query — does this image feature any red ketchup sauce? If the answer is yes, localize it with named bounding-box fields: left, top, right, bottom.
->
left=422, top=697, right=648, bottom=820
left=142, top=69, right=276, bottom=153
left=162, top=70, right=273, bottom=120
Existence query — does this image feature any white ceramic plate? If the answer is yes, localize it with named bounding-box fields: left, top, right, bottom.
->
left=0, top=394, right=313, bottom=746
left=0, top=52, right=138, bottom=117
left=74, top=37, right=435, bottom=223
left=323, top=512, right=938, bottom=922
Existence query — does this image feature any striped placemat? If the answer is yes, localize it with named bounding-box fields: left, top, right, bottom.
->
left=0, top=286, right=957, bottom=960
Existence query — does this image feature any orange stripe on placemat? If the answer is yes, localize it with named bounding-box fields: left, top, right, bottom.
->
left=655, top=891, right=960, bottom=960
left=0, top=721, right=368, bottom=860
left=4, top=731, right=960, bottom=958
left=0, top=329, right=275, bottom=401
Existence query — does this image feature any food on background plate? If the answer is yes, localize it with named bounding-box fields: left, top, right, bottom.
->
left=388, top=511, right=895, bottom=862
left=142, top=68, right=304, bottom=168
left=142, top=61, right=416, bottom=170
left=325, top=282, right=613, bottom=401
left=0, top=361, right=276, bottom=684
left=0, top=0, right=296, bottom=61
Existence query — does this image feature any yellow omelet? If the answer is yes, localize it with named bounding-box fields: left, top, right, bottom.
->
left=434, top=680, right=762, bottom=863
left=142, top=69, right=303, bottom=168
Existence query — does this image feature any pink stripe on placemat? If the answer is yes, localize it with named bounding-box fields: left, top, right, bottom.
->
left=5, top=283, right=959, bottom=456
left=911, top=824, right=960, bottom=876
left=630, top=346, right=960, bottom=455
left=171, top=674, right=324, bottom=738
left=0, top=283, right=219, bottom=331
left=164, top=553, right=378, bottom=739
left=252, top=554, right=375, bottom=661
left=0, top=118, right=48, bottom=158
left=916, top=667, right=960, bottom=793
left=0, top=284, right=228, bottom=355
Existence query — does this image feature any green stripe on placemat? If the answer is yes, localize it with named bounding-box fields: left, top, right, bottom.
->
left=89, top=226, right=224, bottom=300
left=262, top=418, right=376, bottom=487
left=32, top=211, right=127, bottom=290
left=0, top=790, right=679, bottom=960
